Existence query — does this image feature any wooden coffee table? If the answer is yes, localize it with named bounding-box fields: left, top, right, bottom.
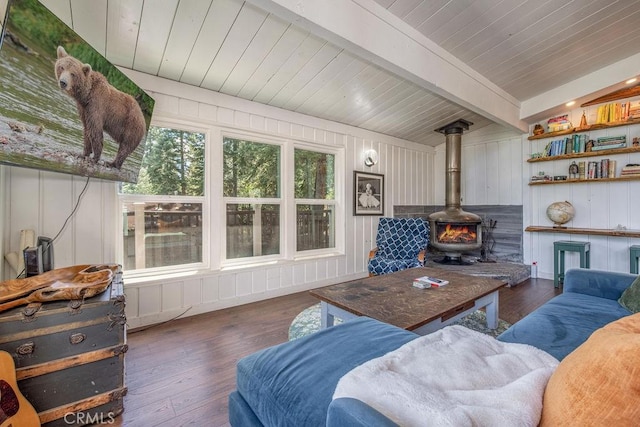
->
left=309, top=267, right=506, bottom=335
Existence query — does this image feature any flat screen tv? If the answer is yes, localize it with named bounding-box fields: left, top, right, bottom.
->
left=0, top=0, right=154, bottom=183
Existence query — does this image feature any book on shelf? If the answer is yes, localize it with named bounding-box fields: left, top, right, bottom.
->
left=547, top=114, right=571, bottom=132
left=584, top=158, right=615, bottom=179
left=629, top=101, right=640, bottom=119
left=591, top=142, right=627, bottom=151
left=594, top=101, right=640, bottom=124
left=621, top=164, right=640, bottom=175
left=596, top=135, right=626, bottom=146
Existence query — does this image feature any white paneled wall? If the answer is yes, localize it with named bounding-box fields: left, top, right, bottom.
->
left=2, top=71, right=435, bottom=329
left=2, top=169, right=117, bottom=273
left=523, top=110, right=640, bottom=279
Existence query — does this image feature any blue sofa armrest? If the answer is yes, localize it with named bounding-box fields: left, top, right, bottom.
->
left=563, top=268, right=637, bottom=300
left=327, top=398, right=398, bottom=427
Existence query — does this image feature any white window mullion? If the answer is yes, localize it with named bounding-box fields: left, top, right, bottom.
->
left=210, top=127, right=223, bottom=271
left=283, top=144, right=296, bottom=260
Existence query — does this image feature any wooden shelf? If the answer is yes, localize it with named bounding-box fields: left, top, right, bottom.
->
left=527, top=117, right=640, bottom=141
left=527, top=146, right=640, bottom=163
left=525, top=226, right=640, bottom=238
left=529, top=175, right=640, bottom=185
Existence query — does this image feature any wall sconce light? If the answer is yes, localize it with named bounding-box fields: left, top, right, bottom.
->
left=364, top=149, right=378, bottom=167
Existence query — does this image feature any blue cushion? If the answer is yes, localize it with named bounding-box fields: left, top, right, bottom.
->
left=368, top=217, right=429, bottom=275
left=235, top=317, right=417, bottom=427
left=367, top=257, right=421, bottom=276
left=563, top=268, right=637, bottom=300
left=376, top=217, right=429, bottom=259
left=497, top=292, right=631, bottom=360
left=229, top=391, right=264, bottom=427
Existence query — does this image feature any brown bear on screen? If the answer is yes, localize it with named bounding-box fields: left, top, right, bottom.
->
left=54, top=46, right=146, bottom=169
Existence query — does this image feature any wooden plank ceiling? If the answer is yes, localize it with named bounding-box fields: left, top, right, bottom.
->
left=39, top=0, right=640, bottom=146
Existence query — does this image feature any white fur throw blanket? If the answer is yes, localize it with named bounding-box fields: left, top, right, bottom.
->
left=333, top=325, right=559, bottom=427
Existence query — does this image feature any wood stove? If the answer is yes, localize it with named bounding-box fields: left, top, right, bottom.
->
left=428, top=119, right=482, bottom=264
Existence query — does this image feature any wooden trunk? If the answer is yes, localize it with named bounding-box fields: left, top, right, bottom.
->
left=0, top=269, right=126, bottom=426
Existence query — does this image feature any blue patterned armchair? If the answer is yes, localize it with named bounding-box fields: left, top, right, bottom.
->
left=367, top=217, right=430, bottom=276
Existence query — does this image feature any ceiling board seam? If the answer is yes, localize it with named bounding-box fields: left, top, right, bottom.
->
left=197, top=1, right=246, bottom=87
left=262, top=40, right=332, bottom=105
left=312, top=66, right=389, bottom=118
left=245, top=31, right=310, bottom=101
left=287, top=52, right=353, bottom=111
left=235, top=22, right=294, bottom=97
left=412, top=0, right=450, bottom=30
left=295, top=58, right=369, bottom=115
left=251, top=34, right=325, bottom=104
left=133, top=2, right=145, bottom=64
left=398, top=0, right=422, bottom=20
left=218, top=11, right=270, bottom=92
left=174, top=0, right=213, bottom=80
left=103, top=0, right=108, bottom=58
left=68, top=0, right=74, bottom=31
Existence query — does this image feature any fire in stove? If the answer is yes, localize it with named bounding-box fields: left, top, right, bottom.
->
left=437, top=223, right=478, bottom=244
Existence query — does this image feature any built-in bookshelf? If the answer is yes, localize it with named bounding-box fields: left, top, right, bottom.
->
left=527, top=117, right=640, bottom=141
left=526, top=94, right=640, bottom=237
left=528, top=174, right=640, bottom=186
left=527, top=146, right=640, bottom=163
left=527, top=146, right=640, bottom=184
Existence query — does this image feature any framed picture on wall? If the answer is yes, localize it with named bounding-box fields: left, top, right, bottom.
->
left=354, top=171, right=384, bottom=216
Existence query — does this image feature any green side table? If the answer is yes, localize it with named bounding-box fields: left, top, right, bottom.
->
left=554, top=241, right=590, bottom=288
left=630, top=245, right=640, bottom=274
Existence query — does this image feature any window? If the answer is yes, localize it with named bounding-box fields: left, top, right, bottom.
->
left=222, top=136, right=338, bottom=262
left=119, top=125, right=341, bottom=275
left=295, top=148, right=335, bottom=251
left=223, top=137, right=281, bottom=259
left=119, top=126, right=205, bottom=272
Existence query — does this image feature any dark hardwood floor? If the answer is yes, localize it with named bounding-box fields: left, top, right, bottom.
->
left=112, top=277, right=560, bottom=427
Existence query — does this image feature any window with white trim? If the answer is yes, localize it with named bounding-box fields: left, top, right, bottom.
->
left=119, top=124, right=341, bottom=274
left=119, top=125, right=206, bottom=272
left=294, top=148, right=335, bottom=251
left=223, top=136, right=281, bottom=259
left=222, top=136, right=337, bottom=262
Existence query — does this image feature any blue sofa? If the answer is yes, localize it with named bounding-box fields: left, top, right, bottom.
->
left=229, top=268, right=636, bottom=427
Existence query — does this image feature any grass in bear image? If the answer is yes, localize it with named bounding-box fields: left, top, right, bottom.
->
left=0, top=0, right=154, bottom=183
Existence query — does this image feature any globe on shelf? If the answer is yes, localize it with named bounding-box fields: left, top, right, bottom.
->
left=546, top=201, right=575, bottom=228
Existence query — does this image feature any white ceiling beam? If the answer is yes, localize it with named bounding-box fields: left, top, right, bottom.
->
left=247, top=0, right=528, bottom=134
left=521, top=52, right=640, bottom=123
